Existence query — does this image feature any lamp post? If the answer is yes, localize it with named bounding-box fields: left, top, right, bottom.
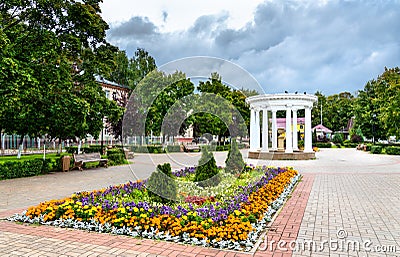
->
left=372, top=113, right=376, bottom=145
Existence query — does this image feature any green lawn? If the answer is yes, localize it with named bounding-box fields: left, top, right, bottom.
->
left=0, top=153, right=69, bottom=163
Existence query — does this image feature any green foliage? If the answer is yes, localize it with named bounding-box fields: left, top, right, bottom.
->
left=312, top=91, right=355, bottom=132
left=194, top=146, right=221, bottom=187
left=0, top=0, right=123, bottom=144
left=370, top=146, right=383, bottom=154
left=385, top=146, right=400, bottom=155
left=107, top=148, right=127, bottom=165
left=314, top=143, right=332, bottom=148
left=225, top=139, right=245, bottom=174
left=0, top=157, right=65, bottom=180
left=131, top=145, right=165, bottom=153
left=165, top=145, right=181, bottom=153
left=146, top=163, right=177, bottom=203
left=354, top=67, right=400, bottom=139
left=343, top=142, right=359, bottom=148
left=332, top=133, right=344, bottom=144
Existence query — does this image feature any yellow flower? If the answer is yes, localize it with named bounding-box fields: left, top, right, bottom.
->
left=234, top=210, right=241, bottom=216
left=182, top=215, right=188, bottom=220
left=133, top=207, right=139, bottom=212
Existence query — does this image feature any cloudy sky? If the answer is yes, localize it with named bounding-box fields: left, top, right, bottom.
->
left=100, top=0, right=400, bottom=95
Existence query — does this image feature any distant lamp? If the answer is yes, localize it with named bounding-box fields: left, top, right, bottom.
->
left=304, top=92, right=307, bottom=95
left=295, top=91, right=298, bottom=94
left=285, top=90, right=288, bottom=93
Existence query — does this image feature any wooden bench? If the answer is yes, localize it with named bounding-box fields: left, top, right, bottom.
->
left=183, top=144, right=201, bottom=152
left=73, top=152, right=108, bottom=171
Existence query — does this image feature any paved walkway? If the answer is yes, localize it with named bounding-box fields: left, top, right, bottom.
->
left=0, top=149, right=400, bottom=256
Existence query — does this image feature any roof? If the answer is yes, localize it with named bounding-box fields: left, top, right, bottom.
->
left=312, top=124, right=333, bottom=133
left=95, top=75, right=129, bottom=90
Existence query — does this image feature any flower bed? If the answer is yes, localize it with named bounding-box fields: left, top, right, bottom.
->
left=9, top=166, right=300, bottom=251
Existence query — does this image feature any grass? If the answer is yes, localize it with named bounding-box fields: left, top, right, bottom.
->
left=0, top=153, right=69, bottom=163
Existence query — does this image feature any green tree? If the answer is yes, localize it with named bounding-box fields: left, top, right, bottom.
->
left=225, top=138, right=245, bottom=175
left=312, top=91, right=354, bottom=132
left=354, top=67, right=400, bottom=140
left=146, top=163, right=177, bottom=203
left=128, top=48, right=157, bottom=91
left=194, top=146, right=221, bottom=187
left=0, top=0, right=122, bottom=156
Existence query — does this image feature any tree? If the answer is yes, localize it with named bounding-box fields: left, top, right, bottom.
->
left=191, top=72, right=250, bottom=141
left=355, top=67, right=400, bottom=139
left=128, top=48, right=157, bottom=91
left=123, top=70, right=195, bottom=138
left=225, top=138, right=245, bottom=175
left=0, top=0, right=123, bottom=156
left=146, top=163, right=177, bottom=203
left=312, top=91, right=354, bottom=132
left=194, top=146, right=221, bottom=187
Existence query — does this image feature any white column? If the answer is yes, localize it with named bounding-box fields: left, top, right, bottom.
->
left=292, top=108, right=298, bottom=151
left=261, top=109, right=269, bottom=152
left=285, top=106, right=293, bottom=153
left=304, top=106, right=313, bottom=153
left=272, top=110, right=277, bottom=151
left=255, top=109, right=260, bottom=149
left=249, top=108, right=257, bottom=151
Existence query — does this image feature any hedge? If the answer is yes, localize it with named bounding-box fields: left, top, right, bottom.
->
left=314, top=143, right=332, bottom=148
left=370, top=146, right=383, bottom=154
left=343, top=142, right=359, bottom=148
left=0, top=158, right=64, bottom=180
left=107, top=148, right=127, bottom=166
left=385, top=146, right=400, bottom=155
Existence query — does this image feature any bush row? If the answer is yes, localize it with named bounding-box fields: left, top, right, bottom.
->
left=0, top=147, right=128, bottom=180
left=0, top=158, right=63, bottom=180
left=368, top=145, right=400, bottom=155
left=314, top=142, right=332, bottom=148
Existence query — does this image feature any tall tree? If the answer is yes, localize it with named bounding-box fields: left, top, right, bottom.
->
left=128, top=48, right=157, bottom=91
left=355, top=67, right=400, bottom=139
left=0, top=0, right=122, bottom=156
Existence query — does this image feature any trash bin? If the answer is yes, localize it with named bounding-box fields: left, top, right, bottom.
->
left=61, top=155, right=71, bottom=172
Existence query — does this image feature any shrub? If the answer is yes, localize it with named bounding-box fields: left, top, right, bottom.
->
left=370, top=146, right=383, bottom=154
left=146, top=163, right=177, bottom=203
left=351, top=134, right=364, bottom=143
left=194, top=146, right=221, bottom=187
left=314, top=142, right=332, bottom=148
left=0, top=159, right=50, bottom=180
left=165, top=145, right=181, bottom=152
left=107, top=148, right=127, bottom=166
left=66, top=145, right=103, bottom=154
left=385, top=146, right=400, bottom=155
left=131, top=145, right=164, bottom=153
left=225, top=139, right=245, bottom=175
left=343, top=142, right=359, bottom=148
left=332, top=133, right=344, bottom=144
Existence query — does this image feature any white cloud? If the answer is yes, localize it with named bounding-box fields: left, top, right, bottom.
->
left=105, top=0, right=400, bottom=95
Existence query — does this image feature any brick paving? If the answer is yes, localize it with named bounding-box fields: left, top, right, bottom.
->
left=0, top=149, right=400, bottom=256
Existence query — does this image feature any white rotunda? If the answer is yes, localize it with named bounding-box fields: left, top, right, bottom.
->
left=245, top=93, right=318, bottom=160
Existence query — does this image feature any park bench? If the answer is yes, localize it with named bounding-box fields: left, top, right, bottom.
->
left=73, top=152, right=108, bottom=171
left=183, top=144, right=201, bottom=152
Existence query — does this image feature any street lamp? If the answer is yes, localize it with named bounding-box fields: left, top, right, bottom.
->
left=372, top=113, right=377, bottom=144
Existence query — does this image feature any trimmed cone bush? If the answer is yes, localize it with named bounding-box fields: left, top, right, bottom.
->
left=225, top=139, right=245, bottom=175
left=194, top=146, right=221, bottom=187
left=146, top=163, right=177, bottom=203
